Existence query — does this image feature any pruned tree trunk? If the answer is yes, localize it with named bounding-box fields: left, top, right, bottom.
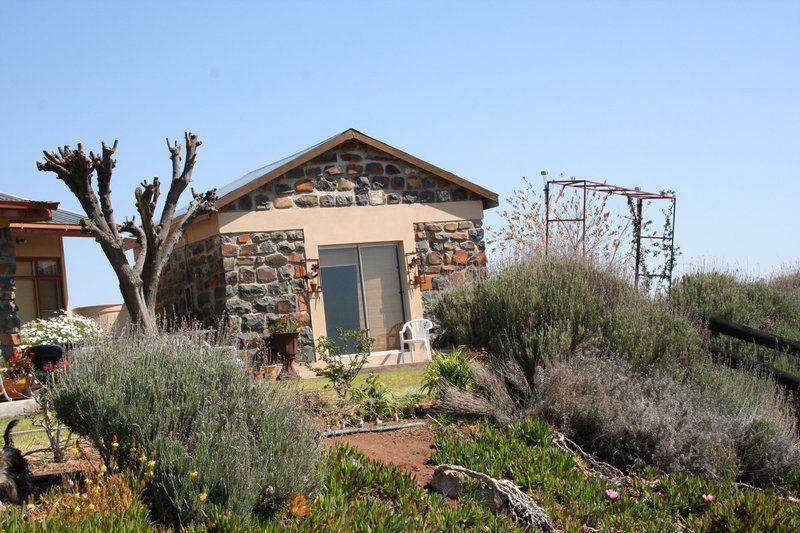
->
left=37, top=133, right=216, bottom=333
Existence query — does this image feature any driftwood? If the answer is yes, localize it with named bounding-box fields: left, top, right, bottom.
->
left=552, top=431, right=628, bottom=486
left=434, top=464, right=553, bottom=531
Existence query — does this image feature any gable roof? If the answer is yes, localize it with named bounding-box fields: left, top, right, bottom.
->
left=0, top=192, right=84, bottom=225
left=212, top=128, right=499, bottom=210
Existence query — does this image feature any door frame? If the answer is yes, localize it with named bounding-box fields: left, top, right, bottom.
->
left=317, top=241, right=409, bottom=355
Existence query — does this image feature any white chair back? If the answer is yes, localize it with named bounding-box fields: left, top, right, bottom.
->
left=399, top=319, right=434, bottom=362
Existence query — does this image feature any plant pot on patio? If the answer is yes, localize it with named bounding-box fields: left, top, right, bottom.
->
left=268, top=314, right=303, bottom=380
left=2, top=376, right=31, bottom=400
left=272, top=332, right=300, bottom=380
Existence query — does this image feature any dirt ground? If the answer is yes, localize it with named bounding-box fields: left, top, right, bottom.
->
left=327, top=424, right=438, bottom=487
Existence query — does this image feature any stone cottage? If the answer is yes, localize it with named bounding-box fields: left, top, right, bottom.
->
left=158, top=129, right=498, bottom=366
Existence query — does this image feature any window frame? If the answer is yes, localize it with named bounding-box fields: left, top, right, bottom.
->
left=15, top=256, right=67, bottom=320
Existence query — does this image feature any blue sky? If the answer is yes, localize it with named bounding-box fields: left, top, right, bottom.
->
left=1, top=1, right=797, bottom=307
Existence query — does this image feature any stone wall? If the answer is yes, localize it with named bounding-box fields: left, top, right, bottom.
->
left=157, top=234, right=226, bottom=325
left=219, top=230, right=313, bottom=361
left=219, top=139, right=483, bottom=213
left=158, top=230, right=312, bottom=362
left=0, top=228, right=19, bottom=356
left=414, top=219, right=487, bottom=310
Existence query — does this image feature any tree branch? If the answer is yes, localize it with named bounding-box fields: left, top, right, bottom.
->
left=156, top=188, right=218, bottom=284
left=118, top=217, right=147, bottom=276
left=159, top=132, right=203, bottom=236
left=90, top=140, right=120, bottom=240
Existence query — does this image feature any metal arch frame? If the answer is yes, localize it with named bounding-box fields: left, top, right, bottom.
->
left=544, top=177, right=677, bottom=291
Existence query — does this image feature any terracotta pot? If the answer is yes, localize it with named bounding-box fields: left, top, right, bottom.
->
left=271, top=332, right=299, bottom=357
left=2, top=377, right=31, bottom=400
left=272, top=332, right=300, bottom=380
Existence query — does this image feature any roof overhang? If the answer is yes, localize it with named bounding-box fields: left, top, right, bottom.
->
left=215, top=129, right=499, bottom=210
left=9, top=222, right=89, bottom=237
left=0, top=199, right=58, bottom=224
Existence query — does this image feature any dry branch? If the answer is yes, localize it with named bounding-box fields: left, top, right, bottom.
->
left=434, top=464, right=553, bottom=531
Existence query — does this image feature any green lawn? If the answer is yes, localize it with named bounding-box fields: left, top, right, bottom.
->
left=0, top=415, right=53, bottom=453
left=296, top=367, right=425, bottom=397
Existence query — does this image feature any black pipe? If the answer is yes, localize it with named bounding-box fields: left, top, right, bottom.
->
left=707, top=316, right=800, bottom=357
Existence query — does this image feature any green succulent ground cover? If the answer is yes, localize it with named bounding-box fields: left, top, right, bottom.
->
left=432, top=418, right=800, bottom=532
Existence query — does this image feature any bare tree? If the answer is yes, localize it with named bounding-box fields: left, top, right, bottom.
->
left=36, top=132, right=217, bottom=332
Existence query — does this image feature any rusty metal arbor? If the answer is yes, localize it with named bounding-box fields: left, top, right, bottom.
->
left=543, top=174, right=677, bottom=291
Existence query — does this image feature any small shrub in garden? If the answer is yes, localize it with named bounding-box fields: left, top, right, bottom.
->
left=422, top=347, right=475, bottom=395
left=310, top=328, right=373, bottom=399
left=50, top=329, right=320, bottom=524
left=20, top=312, right=103, bottom=345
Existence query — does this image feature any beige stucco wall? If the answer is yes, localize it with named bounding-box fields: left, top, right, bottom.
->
left=215, top=200, right=484, bottom=344
left=13, top=233, right=64, bottom=259
left=12, top=233, right=68, bottom=310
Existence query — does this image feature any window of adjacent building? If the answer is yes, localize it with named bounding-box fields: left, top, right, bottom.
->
left=318, top=243, right=406, bottom=352
left=15, top=258, right=64, bottom=324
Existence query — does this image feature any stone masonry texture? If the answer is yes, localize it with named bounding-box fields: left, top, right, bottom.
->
left=414, top=219, right=487, bottom=312
left=157, top=230, right=312, bottom=363
left=219, top=139, right=483, bottom=213
left=0, top=228, right=20, bottom=341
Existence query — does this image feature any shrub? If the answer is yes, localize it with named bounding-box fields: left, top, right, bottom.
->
left=310, top=328, right=374, bottom=400
left=51, top=329, right=320, bottom=524
left=431, top=254, right=704, bottom=375
left=422, top=347, right=475, bottom=395
left=20, top=311, right=103, bottom=345
left=670, top=269, right=800, bottom=374
left=534, top=350, right=800, bottom=482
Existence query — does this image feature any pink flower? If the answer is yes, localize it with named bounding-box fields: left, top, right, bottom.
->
left=702, top=494, right=715, bottom=502
left=55, top=360, right=68, bottom=368
left=605, top=489, right=620, bottom=500
left=42, top=363, right=53, bottom=372
left=789, top=496, right=800, bottom=504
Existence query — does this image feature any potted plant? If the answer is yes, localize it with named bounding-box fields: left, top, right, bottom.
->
left=268, top=314, right=301, bottom=380
left=1, top=348, right=35, bottom=400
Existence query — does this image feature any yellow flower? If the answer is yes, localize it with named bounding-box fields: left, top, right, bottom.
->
left=139, top=453, right=147, bottom=463
left=71, top=446, right=80, bottom=456
left=73, top=505, right=81, bottom=513
left=111, top=441, right=119, bottom=449
left=198, top=490, right=208, bottom=503
left=190, top=470, right=199, bottom=479
left=100, top=465, right=107, bottom=473
left=93, top=486, right=100, bottom=495
left=86, top=478, right=93, bottom=485
left=26, top=503, right=35, bottom=511
left=147, top=459, right=156, bottom=468
left=88, top=503, right=96, bottom=512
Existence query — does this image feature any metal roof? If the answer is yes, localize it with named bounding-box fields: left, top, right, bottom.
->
left=0, top=192, right=84, bottom=225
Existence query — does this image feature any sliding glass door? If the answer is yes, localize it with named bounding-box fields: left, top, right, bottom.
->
left=319, top=243, right=405, bottom=352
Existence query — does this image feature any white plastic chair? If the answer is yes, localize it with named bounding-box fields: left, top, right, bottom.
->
left=399, top=319, right=433, bottom=363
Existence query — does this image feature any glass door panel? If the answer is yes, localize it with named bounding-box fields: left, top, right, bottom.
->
left=360, top=245, right=404, bottom=351
left=319, top=247, right=364, bottom=349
